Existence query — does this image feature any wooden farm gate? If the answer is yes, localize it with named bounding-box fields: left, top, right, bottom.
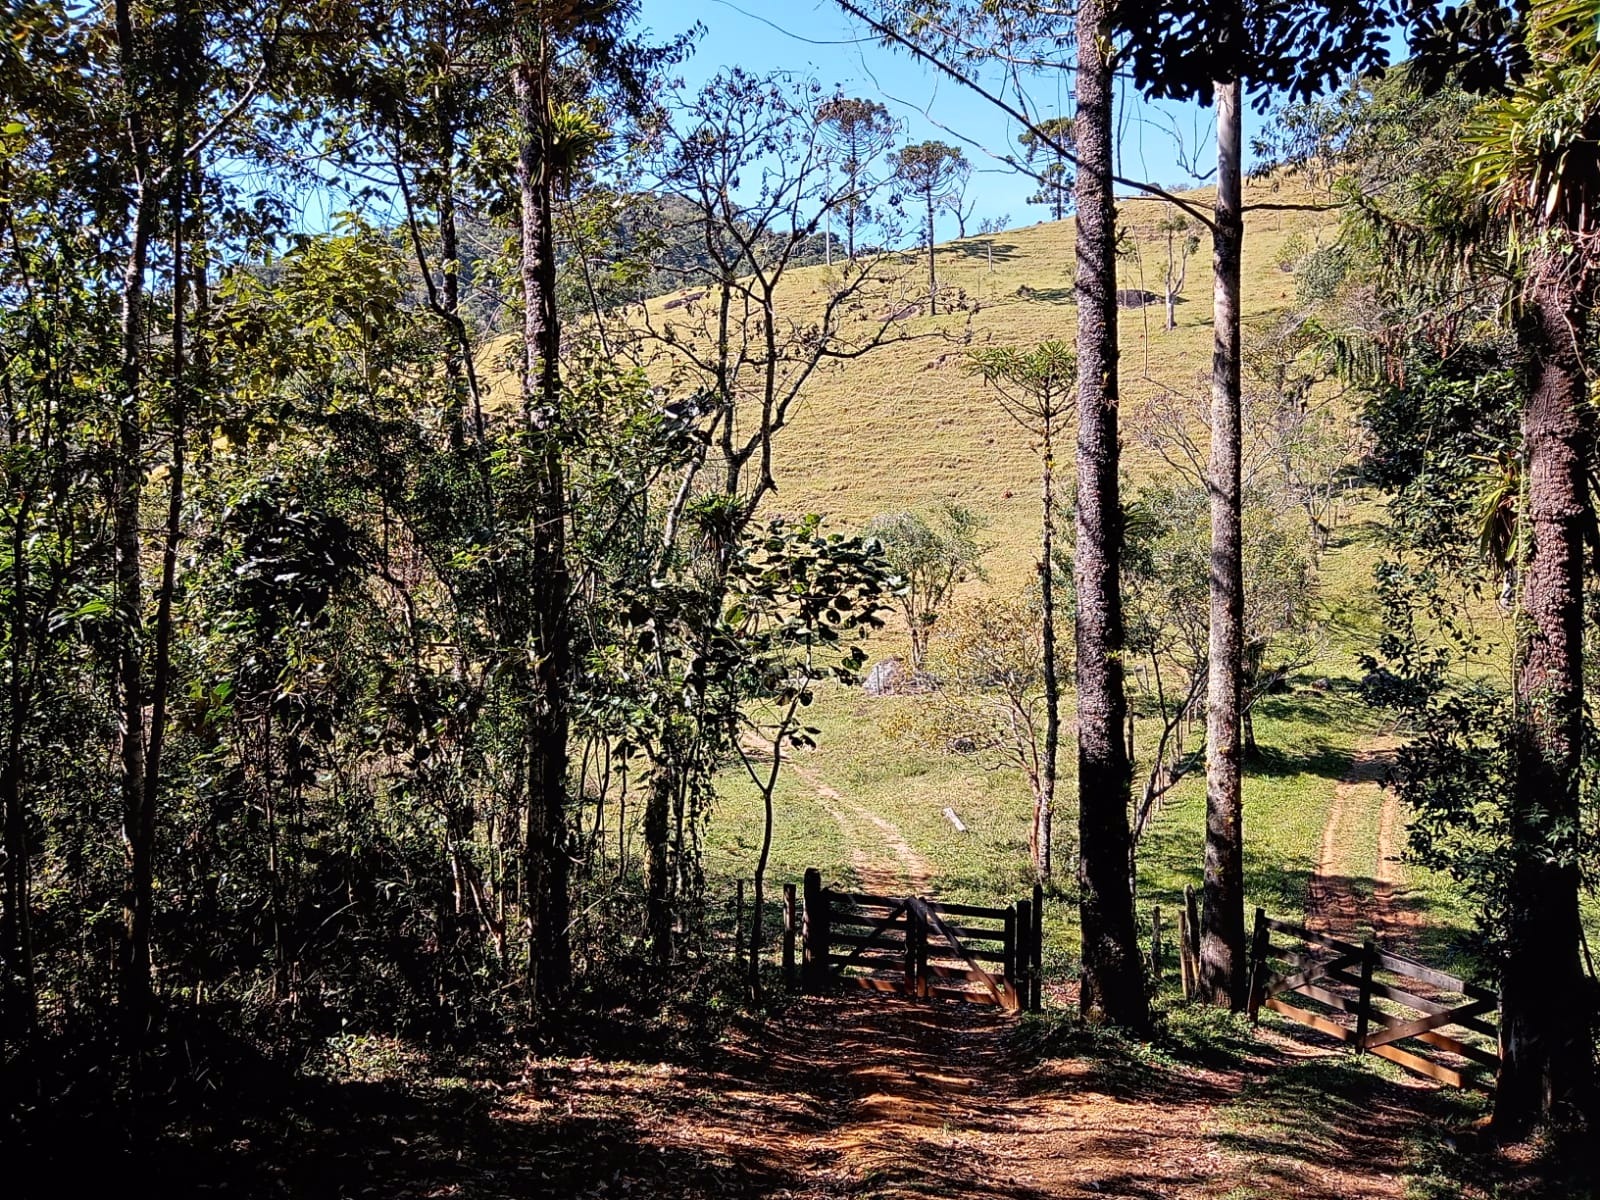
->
left=1247, top=908, right=1500, bottom=1091
left=780, top=868, right=1043, bottom=1012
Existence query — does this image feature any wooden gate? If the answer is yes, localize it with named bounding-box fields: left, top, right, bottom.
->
left=782, top=868, right=1042, bottom=1012
left=1247, top=908, right=1500, bottom=1091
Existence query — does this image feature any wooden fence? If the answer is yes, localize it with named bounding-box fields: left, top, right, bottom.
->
left=782, top=868, right=1042, bottom=1013
left=1247, top=908, right=1499, bottom=1091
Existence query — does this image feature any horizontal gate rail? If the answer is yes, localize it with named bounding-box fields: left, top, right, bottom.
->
left=796, top=869, right=1042, bottom=1012
left=1247, top=908, right=1499, bottom=1092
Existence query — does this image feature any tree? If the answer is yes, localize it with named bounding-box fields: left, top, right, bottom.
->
left=864, top=505, right=988, bottom=672
left=970, top=342, right=1076, bottom=880
left=1286, top=1, right=1599, bottom=1128
left=1118, top=0, right=1401, bottom=1012
left=728, top=518, right=892, bottom=1000
left=1121, top=481, right=1321, bottom=841
left=1018, top=115, right=1074, bottom=221
left=977, top=212, right=1010, bottom=272
left=893, top=140, right=968, bottom=313
left=1158, top=215, right=1201, bottom=332
left=892, top=597, right=1067, bottom=866
left=503, top=0, right=669, bottom=1008
left=1443, top=0, right=1600, bottom=1134
left=631, top=68, right=911, bottom=962
left=816, top=93, right=897, bottom=259
left=1074, top=0, right=1150, bottom=1031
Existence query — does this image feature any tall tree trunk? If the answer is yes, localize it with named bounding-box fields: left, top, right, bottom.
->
left=1201, top=77, right=1248, bottom=1012
left=512, top=16, right=572, bottom=1009
left=1038, top=418, right=1057, bottom=882
left=1494, top=257, right=1596, bottom=1133
left=143, top=159, right=189, bottom=976
left=112, top=0, right=155, bottom=1045
left=926, top=191, right=937, bottom=314
left=2, top=497, right=37, bottom=1067
left=1073, top=0, right=1149, bottom=1033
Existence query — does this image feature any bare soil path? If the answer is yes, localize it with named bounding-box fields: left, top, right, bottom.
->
left=740, top=733, right=932, bottom=896
left=504, top=993, right=1449, bottom=1200
left=1307, top=737, right=1422, bottom=946
left=506, top=736, right=1439, bottom=1200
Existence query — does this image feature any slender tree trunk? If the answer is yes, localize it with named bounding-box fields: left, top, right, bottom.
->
left=846, top=154, right=858, bottom=260
left=2, top=498, right=37, bottom=1066
left=143, top=160, right=189, bottom=969
left=1494, top=257, right=1596, bottom=1133
left=113, top=0, right=156, bottom=1041
left=1073, top=0, right=1149, bottom=1033
left=438, top=122, right=468, bottom=453
left=1038, top=420, right=1057, bottom=882
left=644, top=754, right=674, bottom=964
left=926, top=191, right=937, bottom=314
left=512, top=17, right=572, bottom=1008
left=1200, top=78, right=1248, bottom=1012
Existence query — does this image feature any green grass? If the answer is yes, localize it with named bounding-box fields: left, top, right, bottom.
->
left=664, top=179, right=1600, bottom=987
left=704, top=480, right=1496, bottom=984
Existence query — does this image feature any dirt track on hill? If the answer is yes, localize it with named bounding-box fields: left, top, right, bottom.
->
left=740, top=734, right=932, bottom=896
left=1307, top=738, right=1417, bottom=945
left=788, top=758, right=933, bottom=897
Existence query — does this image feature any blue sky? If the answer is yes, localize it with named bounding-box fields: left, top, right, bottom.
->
left=637, top=0, right=1241, bottom=240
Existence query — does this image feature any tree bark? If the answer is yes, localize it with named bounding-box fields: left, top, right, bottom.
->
left=1200, top=77, right=1248, bottom=1012
left=1494, top=256, right=1596, bottom=1133
left=112, top=0, right=156, bottom=1046
left=1038, top=418, right=1057, bottom=881
left=1073, top=0, right=1149, bottom=1033
left=2, top=493, right=37, bottom=1064
left=643, top=757, right=674, bottom=964
left=512, top=15, right=572, bottom=1009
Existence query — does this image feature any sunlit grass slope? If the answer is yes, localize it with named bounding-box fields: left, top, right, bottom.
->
left=604, top=178, right=1576, bottom=979
left=639, top=178, right=1330, bottom=589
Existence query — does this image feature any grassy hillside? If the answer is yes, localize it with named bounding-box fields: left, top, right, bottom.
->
left=623, top=179, right=1597, bottom=980
left=643, top=178, right=1329, bottom=589
left=682, top=181, right=1428, bottom=955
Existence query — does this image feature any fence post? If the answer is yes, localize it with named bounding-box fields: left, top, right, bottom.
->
left=802, top=867, right=827, bottom=994
left=1178, top=909, right=1194, bottom=1000
left=1354, top=939, right=1377, bottom=1052
left=906, top=901, right=926, bottom=998
left=1031, top=882, right=1044, bottom=1012
left=782, top=882, right=797, bottom=988
left=1150, top=906, right=1163, bottom=987
left=1184, top=884, right=1201, bottom=962
left=1015, top=897, right=1032, bottom=1012
left=1004, top=903, right=1019, bottom=1005
left=1246, top=907, right=1270, bottom=1022
left=734, top=879, right=745, bottom=964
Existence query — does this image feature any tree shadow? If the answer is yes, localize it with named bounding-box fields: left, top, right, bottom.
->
left=1245, top=741, right=1349, bottom=780
left=952, top=238, right=1021, bottom=263
left=1012, top=284, right=1075, bottom=304
left=1213, top=1051, right=1473, bottom=1195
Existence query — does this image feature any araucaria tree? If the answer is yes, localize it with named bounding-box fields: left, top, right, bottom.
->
left=816, top=94, right=898, bottom=258
left=970, top=342, right=1076, bottom=880
left=1018, top=115, right=1075, bottom=221
left=1073, top=0, right=1150, bottom=1032
left=892, top=139, right=968, bottom=313
left=1119, top=0, right=1401, bottom=1012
